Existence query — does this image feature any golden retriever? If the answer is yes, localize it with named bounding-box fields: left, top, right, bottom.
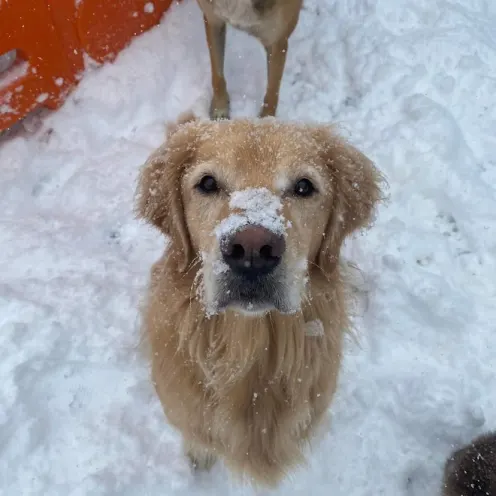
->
left=136, top=113, right=382, bottom=487
left=196, top=0, right=303, bottom=118
left=442, top=431, right=496, bottom=496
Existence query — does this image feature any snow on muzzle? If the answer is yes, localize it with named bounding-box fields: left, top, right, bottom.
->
left=214, top=188, right=290, bottom=280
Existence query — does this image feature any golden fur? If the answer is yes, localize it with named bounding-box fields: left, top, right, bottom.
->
left=136, top=113, right=382, bottom=486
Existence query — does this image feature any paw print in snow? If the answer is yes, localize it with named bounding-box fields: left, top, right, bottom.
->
left=434, top=211, right=471, bottom=258
left=416, top=254, right=432, bottom=267
left=437, top=212, right=459, bottom=236
left=108, top=229, right=121, bottom=246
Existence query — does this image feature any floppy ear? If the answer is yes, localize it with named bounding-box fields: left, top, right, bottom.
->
left=314, top=128, right=383, bottom=276
left=135, top=112, right=200, bottom=273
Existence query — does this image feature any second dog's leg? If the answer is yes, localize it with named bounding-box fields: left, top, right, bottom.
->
left=204, top=16, right=230, bottom=120
left=260, top=38, right=288, bottom=117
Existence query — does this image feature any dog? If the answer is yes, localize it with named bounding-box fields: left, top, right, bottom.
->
left=136, top=113, right=382, bottom=486
left=442, top=431, right=496, bottom=496
left=196, top=0, right=303, bottom=119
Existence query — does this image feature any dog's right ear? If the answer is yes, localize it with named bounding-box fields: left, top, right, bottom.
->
left=165, top=110, right=197, bottom=139
left=312, top=127, right=383, bottom=277
left=135, top=112, right=200, bottom=272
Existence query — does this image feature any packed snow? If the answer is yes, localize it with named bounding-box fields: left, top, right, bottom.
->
left=1, top=0, right=496, bottom=495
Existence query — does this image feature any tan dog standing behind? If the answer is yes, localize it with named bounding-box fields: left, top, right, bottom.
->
left=197, top=0, right=303, bottom=119
left=136, top=114, right=382, bottom=487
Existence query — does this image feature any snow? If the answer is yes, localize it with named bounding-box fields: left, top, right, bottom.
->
left=0, top=62, right=29, bottom=91
left=0, top=49, right=17, bottom=76
left=144, top=2, right=155, bottom=14
left=215, top=187, right=288, bottom=240
left=1, top=0, right=495, bottom=495
left=35, top=93, right=49, bottom=104
left=211, top=258, right=230, bottom=276
left=304, top=319, right=324, bottom=337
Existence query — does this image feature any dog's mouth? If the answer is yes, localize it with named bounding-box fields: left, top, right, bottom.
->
left=215, top=273, right=294, bottom=316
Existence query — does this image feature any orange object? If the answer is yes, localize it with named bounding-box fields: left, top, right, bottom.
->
left=77, top=0, right=174, bottom=63
left=0, top=0, right=175, bottom=132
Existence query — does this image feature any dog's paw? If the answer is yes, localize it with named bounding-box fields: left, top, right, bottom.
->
left=209, top=98, right=230, bottom=120
left=259, top=102, right=276, bottom=118
left=187, top=447, right=217, bottom=472
left=210, top=106, right=230, bottom=120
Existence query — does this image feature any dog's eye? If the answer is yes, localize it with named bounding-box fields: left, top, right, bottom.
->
left=293, top=178, right=315, bottom=197
left=196, top=175, right=219, bottom=194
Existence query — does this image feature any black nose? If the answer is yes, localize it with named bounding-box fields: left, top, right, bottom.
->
left=221, top=225, right=286, bottom=278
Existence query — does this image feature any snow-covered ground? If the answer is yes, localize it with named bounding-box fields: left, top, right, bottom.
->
left=1, top=0, right=496, bottom=494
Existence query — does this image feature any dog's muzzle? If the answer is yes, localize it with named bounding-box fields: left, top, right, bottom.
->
left=216, top=225, right=288, bottom=313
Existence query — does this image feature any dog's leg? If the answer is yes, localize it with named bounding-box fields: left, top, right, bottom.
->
left=260, top=38, right=288, bottom=117
left=185, top=441, right=218, bottom=471
left=204, top=16, right=230, bottom=120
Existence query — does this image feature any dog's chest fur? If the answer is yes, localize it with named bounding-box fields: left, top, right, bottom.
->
left=209, top=0, right=271, bottom=29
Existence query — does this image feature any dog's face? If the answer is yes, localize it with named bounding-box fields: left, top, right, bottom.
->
left=181, top=130, right=334, bottom=316
left=137, top=115, right=380, bottom=317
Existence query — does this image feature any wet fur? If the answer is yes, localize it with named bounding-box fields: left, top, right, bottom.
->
left=136, top=114, right=382, bottom=487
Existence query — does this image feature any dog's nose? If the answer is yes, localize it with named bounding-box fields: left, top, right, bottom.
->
left=221, top=226, right=285, bottom=277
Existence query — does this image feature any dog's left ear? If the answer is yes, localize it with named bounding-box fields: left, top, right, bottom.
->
left=135, top=112, right=201, bottom=273
left=313, top=127, right=383, bottom=276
